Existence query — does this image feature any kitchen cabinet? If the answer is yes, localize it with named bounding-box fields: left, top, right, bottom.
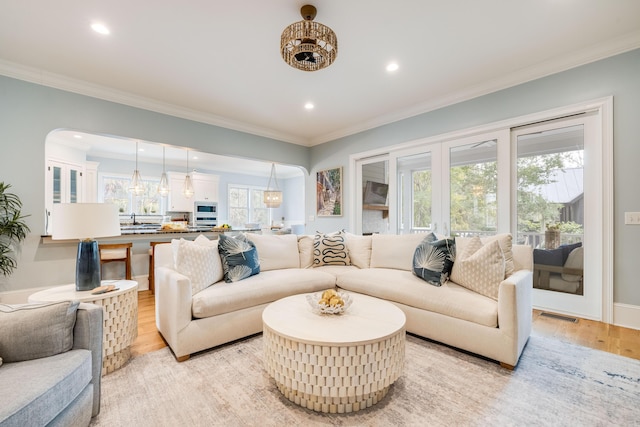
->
left=193, top=173, right=219, bottom=202
left=167, top=172, right=219, bottom=212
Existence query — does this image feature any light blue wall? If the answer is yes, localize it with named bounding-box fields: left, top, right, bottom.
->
left=0, top=76, right=309, bottom=293
left=308, top=48, right=640, bottom=306
left=1, top=49, right=639, bottom=307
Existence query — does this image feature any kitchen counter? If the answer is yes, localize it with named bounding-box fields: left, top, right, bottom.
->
left=40, top=227, right=261, bottom=244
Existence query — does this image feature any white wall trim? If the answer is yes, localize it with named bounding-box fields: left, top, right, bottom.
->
left=613, top=303, right=640, bottom=331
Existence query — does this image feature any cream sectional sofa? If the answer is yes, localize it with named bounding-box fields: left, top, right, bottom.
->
left=154, top=232, right=533, bottom=369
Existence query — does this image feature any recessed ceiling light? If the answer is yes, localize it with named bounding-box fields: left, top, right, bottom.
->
left=73, top=134, right=82, bottom=139
left=91, top=22, right=110, bottom=35
left=304, top=102, right=314, bottom=110
left=386, top=62, right=399, bottom=73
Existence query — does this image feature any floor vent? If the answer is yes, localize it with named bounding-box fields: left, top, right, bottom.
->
left=540, top=312, right=578, bottom=323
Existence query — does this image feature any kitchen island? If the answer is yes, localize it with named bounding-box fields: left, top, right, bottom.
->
left=40, top=227, right=261, bottom=291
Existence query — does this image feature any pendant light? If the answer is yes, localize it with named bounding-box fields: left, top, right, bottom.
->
left=264, top=163, right=282, bottom=208
left=129, top=140, right=144, bottom=195
left=183, top=149, right=194, bottom=198
left=158, top=146, right=169, bottom=197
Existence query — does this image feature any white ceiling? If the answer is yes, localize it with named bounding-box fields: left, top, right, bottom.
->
left=2, top=0, right=640, bottom=149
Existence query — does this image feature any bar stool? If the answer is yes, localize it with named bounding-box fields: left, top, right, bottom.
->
left=148, top=241, right=164, bottom=294
left=99, top=243, right=133, bottom=280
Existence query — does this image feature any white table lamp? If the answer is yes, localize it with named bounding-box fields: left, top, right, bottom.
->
left=52, top=203, right=122, bottom=291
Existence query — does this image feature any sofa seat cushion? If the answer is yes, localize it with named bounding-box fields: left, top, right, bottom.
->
left=192, top=269, right=336, bottom=318
left=0, top=349, right=92, bottom=427
left=336, top=268, right=498, bottom=327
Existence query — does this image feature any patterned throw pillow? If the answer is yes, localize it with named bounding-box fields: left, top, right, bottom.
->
left=218, top=233, right=260, bottom=282
left=413, top=232, right=456, bottom=286
left=175, top=237, right=222, bottom=295
left=450, top=236, right=505, bottom=300
left=313, top=230, right=351, bottom=266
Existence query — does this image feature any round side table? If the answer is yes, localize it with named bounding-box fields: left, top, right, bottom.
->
left=29, top=280, right=139, bottom=375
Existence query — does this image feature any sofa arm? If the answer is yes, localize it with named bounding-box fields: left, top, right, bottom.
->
left=497, top=269, right=533, bottom=342
left=155, top=266, right=194, bottom=354
left=73, top=302, right=103, bottom=417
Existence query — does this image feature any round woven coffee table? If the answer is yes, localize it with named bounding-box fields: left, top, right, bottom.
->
left=262, top=293, right=406, bottom=414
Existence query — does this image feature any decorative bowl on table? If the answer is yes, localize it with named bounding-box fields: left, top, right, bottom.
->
left=306, top=289, right=352, bottom=315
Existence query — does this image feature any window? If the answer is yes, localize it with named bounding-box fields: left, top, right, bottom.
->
left=100, top=173, right=161, bottom=214
left=228, top=184, right=269, bottom=228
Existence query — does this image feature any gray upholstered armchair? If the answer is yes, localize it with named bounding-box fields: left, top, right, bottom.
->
left=0, top=301, right=103, bottom=427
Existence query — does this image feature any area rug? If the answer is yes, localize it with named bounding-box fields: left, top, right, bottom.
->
left=91, top=333, right=640, bottom=426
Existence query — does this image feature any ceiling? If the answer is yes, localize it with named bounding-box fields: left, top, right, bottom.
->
left=2, top=1, right=640, bottom=148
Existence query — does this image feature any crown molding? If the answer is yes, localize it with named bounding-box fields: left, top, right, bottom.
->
left=309, top=30, right=640, bottom=146
left=2, top=29, right=639, bottom=149
left=0, top=60, right=307, bottom=146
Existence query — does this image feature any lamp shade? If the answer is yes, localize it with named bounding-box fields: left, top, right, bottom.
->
left=52, top=203, right=122, bottom=240
left=51, top=203, right=121, bottom=291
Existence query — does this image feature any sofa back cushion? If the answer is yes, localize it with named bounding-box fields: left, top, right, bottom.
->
left=0, top=300, right=79, bottom=362
left=298, top=235, right=314, bottom=268
left=247, top=233, right=300, bottom=271
left=369, top=233, right=426, bottom=271
left=345, top=233, right=372, bottom=269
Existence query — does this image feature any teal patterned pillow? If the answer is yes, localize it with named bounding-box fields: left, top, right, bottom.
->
left=218, top=234, right=260, bottom=283
left=313, top=230, right=351, bottom=266
left=413, top=233, right=456, bottom=286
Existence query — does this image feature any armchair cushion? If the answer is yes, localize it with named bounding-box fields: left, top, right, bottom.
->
left=0, top=300, right=79, bottom=363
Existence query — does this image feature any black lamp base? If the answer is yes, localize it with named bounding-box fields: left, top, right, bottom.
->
left=76, top=240, right=101, bottom=291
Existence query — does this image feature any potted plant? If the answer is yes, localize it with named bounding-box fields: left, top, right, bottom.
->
left=545, top=223, right=561, bottom=249
left=0, top=182, right=30, bottom=276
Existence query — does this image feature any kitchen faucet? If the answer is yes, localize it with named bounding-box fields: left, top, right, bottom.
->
left=131, top=213, right=137, bottom=225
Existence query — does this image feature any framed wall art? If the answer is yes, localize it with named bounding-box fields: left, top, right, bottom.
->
left=316, top=167, right=342, bottom=216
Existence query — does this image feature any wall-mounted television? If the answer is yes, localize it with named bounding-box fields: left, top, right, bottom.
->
left=363, top=181, right=389, bottom=205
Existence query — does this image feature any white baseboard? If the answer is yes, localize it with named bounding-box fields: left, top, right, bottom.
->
left=613, top=302, right=640, bottom=330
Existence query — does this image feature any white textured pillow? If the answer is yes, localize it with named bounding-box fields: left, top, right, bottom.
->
left=297, top=235, right=314, bottom=268
left=248, top=233, right=300, bottom=271
left=369, top=233, right=426, bottom=271
left=313, top=231, right=351, bottom=266
left=175, top=237, right=223, bottom=295
left=456, top=233, right=514, bottom=277
left=345, top=232, right=372, bottom=269
left=450, top=237, right=505, bottom=300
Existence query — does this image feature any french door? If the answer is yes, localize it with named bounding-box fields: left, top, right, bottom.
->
left=390, top=130, right=508, bottom=237
left=512, top=113, right=602, bottom=319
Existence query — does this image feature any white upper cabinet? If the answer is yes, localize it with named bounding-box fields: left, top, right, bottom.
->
left=167, top=172, right=219, bottom=212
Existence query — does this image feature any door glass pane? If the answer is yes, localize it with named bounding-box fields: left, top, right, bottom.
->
left=517, top=125, right=584, bottom=295
left=449, top=140, right=497, bottom=237
left=69, top=169, right=78, bottom=203
left=361, top=160, right=388, bottom=234
left=397, top=153, right=431, bottom=234
left=53, top=166, right=61, bottom=204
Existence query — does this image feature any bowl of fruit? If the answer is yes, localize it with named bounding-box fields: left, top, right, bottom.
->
left=306, top=289, right=352, bottom=315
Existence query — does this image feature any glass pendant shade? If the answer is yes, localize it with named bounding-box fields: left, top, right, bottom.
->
left=158, top=146, right=170, bottom=196
left=129, top=140, right=144, bottom=195
left=183, top=149, right=194, bottom=198
left=264, top=163, right=282, bottom=208
left=183, top=174, right=194, bottom=198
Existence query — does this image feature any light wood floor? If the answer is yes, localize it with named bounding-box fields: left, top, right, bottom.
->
left=130, top=291, right=640, bottom=361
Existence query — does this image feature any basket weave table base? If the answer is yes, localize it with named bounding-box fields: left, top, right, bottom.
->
left=92, top=286, right=139, bottom=375
left=263, top=325, right=405, bottom=414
